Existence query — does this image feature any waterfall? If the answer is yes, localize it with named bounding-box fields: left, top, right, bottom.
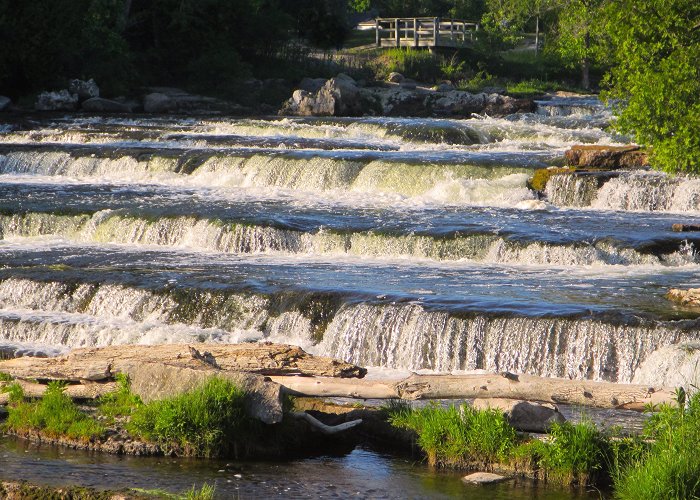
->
left=317, top=303, right=699, bottom=382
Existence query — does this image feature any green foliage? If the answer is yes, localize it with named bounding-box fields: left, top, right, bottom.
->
left=538, top=420, right=608, bottom=484
left=440, top=53, right=467, bottom=81
left=131, top=483, right=216, bottom=500
left=603, top=0, right=700, bottom=174
left=98, top=373, right=143, bottom=421
left=4, top=381, right=105, bottom=441
left=128, top=377, right=253, bottom=458
left=0, top=372, right=13, bottom=383
left=614, top=391, right=700, bottom=499
left=457, top=70, right=500, bottom=92
left=373, top=48, right=443, bottom=82
left=389, top=402, right=517, bottom=466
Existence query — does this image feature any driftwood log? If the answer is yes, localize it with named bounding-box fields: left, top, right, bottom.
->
left=0, top=342, right=366, bottom=382
left=270, top=372, right=676, bottom=411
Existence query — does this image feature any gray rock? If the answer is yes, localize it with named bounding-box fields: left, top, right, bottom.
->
left=280, top=74, right=363, bottom=117
left=119, top=361, right=284, bottom=424
left=461, top=472, right=509, bottom=484
left=435, top=83, right=455, bottom=92
left=387, top=72, right=404, bottom=83
left=632, top=342, right=700, bottom=390
left=68, top=79, right=100, bottom=101
left=472, top=398, right=566, bottom=432
left=298, top=77, right=327, bottom=93
left=0, top=96, right=10, bottom=111
left=35, top=90, right=79, bottom=111
left=81, top=97, right=132, bottom=113
left=143, top=92, right=175, bottom=113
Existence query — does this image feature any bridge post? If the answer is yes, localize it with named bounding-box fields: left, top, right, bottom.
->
left=433, top=18, right=440, bottom=47
left=395, top=18, right=400, bottom=47
left=413, top=18, right=419, bottom=47
left=375, top=19, right=380, bottom=47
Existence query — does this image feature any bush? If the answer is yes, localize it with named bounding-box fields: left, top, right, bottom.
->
left=372, top=48, right=442, bottom=83
left=127, top=377, right=254, bottom=458
left=4, top=382, right=104, bottom=441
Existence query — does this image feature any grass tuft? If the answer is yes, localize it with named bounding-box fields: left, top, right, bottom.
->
left=388, top=402, right=516, bottom=467
left=127, top=377, right=254, bottom=458
left=98, top=373, right=143, bottom=422
left=3, top=381, right=104, bottom=441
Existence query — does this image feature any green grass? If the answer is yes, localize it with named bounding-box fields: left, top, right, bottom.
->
left=127, top=377, right=254, bottom=458
left=614, top=390, right=700, bottom=499
left=132, top=482, right=216, bottom=500
left=0, top=371, right=13, bottom=383
left=388, top=402, right=517, bottom=467
left=3, top=381, right=105, bottom=441
left=98, top=373, right=143, bottom=422
left=372, top=48, right=442, bottom=83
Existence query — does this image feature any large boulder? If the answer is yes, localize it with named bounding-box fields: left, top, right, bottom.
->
left=68, top=78, right=99, bottom=101
left=35, top=90, right=79, bottom=111
left=565, top=145, right=649, bottom=169
left=143, top=87, right=245, bottom=114
left=298, top=77, right=327, bottom=93
left=472, top=398, right=566, bottom=432
left=81, top=97, right=132, bottom=113
left=279, top=74, right=369, bottom=117
left=632, top=342, right=700, bottom=390
left=0, top=96, right=11, bottom=111
left=387, top=72, right=404, bottom=83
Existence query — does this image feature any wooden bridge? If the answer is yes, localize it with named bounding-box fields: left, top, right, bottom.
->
left=374, top=18, right=479, bottom=49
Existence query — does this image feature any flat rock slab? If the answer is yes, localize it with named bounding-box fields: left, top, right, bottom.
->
left=462, top=472, right=510, bottom=484
left=565, top=145, right=648, bottom=169
left=667, top=288, right=700, bottom=307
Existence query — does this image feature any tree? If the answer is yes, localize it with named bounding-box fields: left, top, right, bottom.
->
left=604, top=0, right=700, bottom=173
left=546, top=0, right=610, bottom=89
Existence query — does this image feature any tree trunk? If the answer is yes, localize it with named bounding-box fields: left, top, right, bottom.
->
left=581, top=30, right=591, bottom=89
left=535, top=15, right=540, bottom=56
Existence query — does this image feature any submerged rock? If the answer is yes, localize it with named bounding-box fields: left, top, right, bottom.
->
left=667, top=288, right=700, bottom=306
left=472, top=398, right=566, bottom=432
left=35, top=90, right=79, bottom=111
left=461, top=472, right=509, bottom=484
left=565, top=145, right=649, bottom=169
left=632, top=342, right=700, bottom=390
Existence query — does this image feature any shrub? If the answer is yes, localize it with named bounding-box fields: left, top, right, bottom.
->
left=127, top=377, right=253, bottom=458
left=4, top=381, right=104, bottom=441
left=373, top=48, right=442, bottom=83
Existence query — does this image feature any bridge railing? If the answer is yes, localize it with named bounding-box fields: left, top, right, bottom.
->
left=375, top=18, right=479, bottom=48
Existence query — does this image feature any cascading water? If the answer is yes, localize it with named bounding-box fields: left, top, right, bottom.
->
left=1, top=98, right=699, bottom=385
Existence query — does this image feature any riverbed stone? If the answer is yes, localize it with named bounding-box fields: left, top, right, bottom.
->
left=68, top=78, right=100, bottom=101
left=565, top=145, right=649, bottom=169
left=461, top=472, right=509, bottom=484
left=387, top=72, right=404, bottom=83
left=298, top=77, right=327, bottom=93
left=143, top=92, right=175, bottom=113
left=666, top=288, right=700, bottom=306
left=632, top=342, right=700, bottom=390
left=35, top=90, right=79, bottom=111
left=472, top=398, right=566, bottom=432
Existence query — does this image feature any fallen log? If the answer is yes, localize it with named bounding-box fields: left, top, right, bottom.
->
left=271, top=372, right=675, bottom=411
left=0, top=342, right=366, bottom=382
left=0, top=380, right=117, bottom=404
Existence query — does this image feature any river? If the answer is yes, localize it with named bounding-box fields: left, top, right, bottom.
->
left=0, top=96, right=697, bottom=497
